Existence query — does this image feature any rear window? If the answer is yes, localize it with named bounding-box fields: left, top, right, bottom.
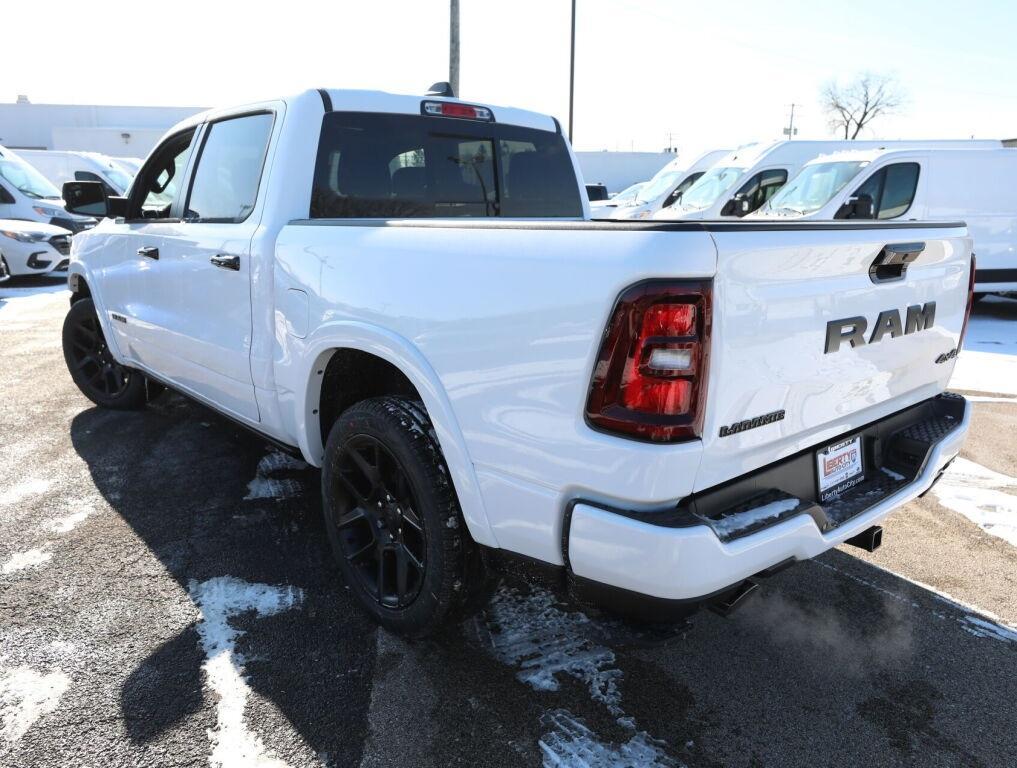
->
left=310, top=112, right=582, bottom=218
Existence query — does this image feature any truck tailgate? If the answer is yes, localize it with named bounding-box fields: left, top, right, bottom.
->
left=696, top=223, right=971, bottom=492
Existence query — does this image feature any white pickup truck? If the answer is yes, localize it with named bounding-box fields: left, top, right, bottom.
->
left=60, top=88, right=974, bottom=635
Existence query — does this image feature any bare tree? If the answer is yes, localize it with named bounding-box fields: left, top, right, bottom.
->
left=821, top=73, right=906, bottom=139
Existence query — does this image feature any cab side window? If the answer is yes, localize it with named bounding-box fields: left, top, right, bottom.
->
left=662, top=171, right=703, bottom=208
left=728, top=169, right=788, bottom=215
left=846, top=162, right=920, bottom=219
left=185, top=113, right=274, bottom=223
left=129, top=129, right=196, bottom=220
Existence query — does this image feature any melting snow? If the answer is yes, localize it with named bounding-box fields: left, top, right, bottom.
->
left=932, top=457, right=1017, bottom=546
left=960, top=615, right=1017, bottom=644
left=0, top=479, right=50, bottom=506
left=482, top=586, right=623, bottom=715
left=190, top=577, right=304, bottom=768
left=0, top=666, right=70, bottom=743
left=2, top=548, right=52, bottom=575
left=709, top=498, right=800, bottom=536
left=539, top=709, right=679, bottom=768
left=47, top=509, right=92, bottom=534
left=244, top=452, right=307, bottom=501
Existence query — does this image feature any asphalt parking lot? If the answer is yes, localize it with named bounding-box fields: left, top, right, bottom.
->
left=2, top=277, right=1015, bottom=768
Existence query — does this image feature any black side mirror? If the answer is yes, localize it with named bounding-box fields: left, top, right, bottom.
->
left=62, top=181, right=127, bottom=219
left=721, top=193, right=751, bottom=217
left=836, top=192, right=875, bottom=220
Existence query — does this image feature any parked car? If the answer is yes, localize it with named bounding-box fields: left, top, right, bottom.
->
left=654, top=139, right=1002, bottom=220
left=0, top=145, right=97, bottom=232
left=60, top=88, right=973, bottom=635
left=588, top=181, right=645, bottom=215
left=17, top=150, right=134, bottom=197
left=111, top=156, right=143, bottom=175
left=0, top=219, right=73, bottom=277
left=753, top=146, right=1017, bottom=296
left=610, top=149, right=730, bottom=220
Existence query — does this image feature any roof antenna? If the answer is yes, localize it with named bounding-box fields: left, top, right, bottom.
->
left=426, top=81, right=455, bottom=98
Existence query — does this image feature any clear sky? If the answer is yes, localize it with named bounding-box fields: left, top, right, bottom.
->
left=5, top=0, right=1016, bottom=159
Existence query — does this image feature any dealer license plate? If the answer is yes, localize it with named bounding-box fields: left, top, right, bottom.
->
left=816, top=436, right=864, bottom=501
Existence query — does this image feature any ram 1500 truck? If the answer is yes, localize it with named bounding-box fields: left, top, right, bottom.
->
left=59, top=88, right=974, bottom=635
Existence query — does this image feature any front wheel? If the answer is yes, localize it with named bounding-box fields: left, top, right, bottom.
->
left=322, top=396, right=483, bottom=636
left=62, top=298, right=148, bottom=410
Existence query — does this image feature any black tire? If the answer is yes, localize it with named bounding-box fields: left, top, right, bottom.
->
left=62, top=298, right=148, bottom=410
left=322, top=396, right=483, bottom=636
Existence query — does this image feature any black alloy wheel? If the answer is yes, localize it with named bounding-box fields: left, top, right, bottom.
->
left=332, top=434, right=427, bottom=608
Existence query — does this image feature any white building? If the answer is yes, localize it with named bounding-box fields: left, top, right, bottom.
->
left=0, top=96, right=204, bottom=157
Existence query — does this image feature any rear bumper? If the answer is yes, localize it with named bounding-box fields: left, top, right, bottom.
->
left=564, top=393, right=970, bottom=603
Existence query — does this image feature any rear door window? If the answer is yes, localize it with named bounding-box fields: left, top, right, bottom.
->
left=310, top=112, right=582, bottom=218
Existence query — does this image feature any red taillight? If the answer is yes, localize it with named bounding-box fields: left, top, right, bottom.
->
left=959, top=253, right=976, bottom=349
left=421, top=100, right=494, bottom=121
left=586, top=281, right=711, bottom=442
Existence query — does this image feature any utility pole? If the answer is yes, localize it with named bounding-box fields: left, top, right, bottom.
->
left=449, top=0, right=460, bottom=96
left=783, top=103, right=799, bottom=139
left=568, top=0, right=576, bottom=143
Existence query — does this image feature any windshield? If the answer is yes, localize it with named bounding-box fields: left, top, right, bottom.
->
left=764, top=161, right=869, bottom=215
left=0, top=156, right=62, bottom=199
left=103, top=165, right=133, bottom=193
left=611, top=182, right=644, bottom=204
left=635, top=170, right=683, bottom=204
left=674, top=166, right=745, bottom=210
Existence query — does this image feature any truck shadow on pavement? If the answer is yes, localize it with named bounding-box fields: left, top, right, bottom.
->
left=69, top=392, right=1017, bottom=768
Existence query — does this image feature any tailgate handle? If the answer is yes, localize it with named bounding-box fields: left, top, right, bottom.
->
left=870, top=242, right=924, bottom=284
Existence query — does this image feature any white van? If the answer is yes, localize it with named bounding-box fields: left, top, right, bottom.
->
left=16, top=150, right=134, bottom=196
left=753, top=147, right=1017, bottom=295
left=654, top=140, right=1002, bottom=220
left=609, top=149, right=730, bottom=219
left=0, top=219, right=73, bottom=278
left=0, top=146, right=97, bottom=233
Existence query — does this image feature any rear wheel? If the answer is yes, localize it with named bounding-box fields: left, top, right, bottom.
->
left=322, top=396, right=483, bottom=636
left=62, top=298, right=148, bottom=410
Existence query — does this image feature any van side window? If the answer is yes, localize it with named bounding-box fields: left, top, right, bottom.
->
left=847, top=162, right=920, bottom=219
left=185, top=113, right=274, bottom=223
left=662, top=171, right=704, bottom=208
left=735, top=169, right=788, bottom=214
left=130, top=130, right=196, bottom=220
left=877, top=163, right=920, bottom=219
left=310, top=112, right=582, bottom=218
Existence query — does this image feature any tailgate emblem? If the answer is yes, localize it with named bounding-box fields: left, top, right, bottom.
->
left=824, top=302, right=936, bottom=354
left=720, top=409, right=785, bottom=437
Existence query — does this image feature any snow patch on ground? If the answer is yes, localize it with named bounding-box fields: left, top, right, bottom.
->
left=961, top=615, right=1017, bottom=644
left=0, top=478, right=50, bottom=506
left=931, top=457, right=1017, bottom=546
left=190, top=577, right=304, bottom=768
left=709, top=497, right=800, bottom=536
left=47, top=509, right=92, bottom=534
left=0, top=665, right=70, bottom=743
left=244, top=452, right=307, bottom=501
left=482, top=586, right=623, bottom=715
left=539, top=709, right=679, bottom=768
left=2, top=548, right=52, bottom=575
left=479, top=586, right=683, bottom=766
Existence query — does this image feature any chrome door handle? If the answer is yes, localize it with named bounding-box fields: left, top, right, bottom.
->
left=137, top=246, right=159, bottom=259
left=210, top=253, right=240, bottom=271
